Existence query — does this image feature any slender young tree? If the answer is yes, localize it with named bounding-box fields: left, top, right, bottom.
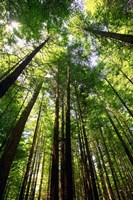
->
left=0, top=81, right=43, bottom=199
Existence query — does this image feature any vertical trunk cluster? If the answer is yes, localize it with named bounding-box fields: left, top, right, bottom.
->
left=50, top=64, right=74, bottom=200
left=105, top=109, right=133, bottom=165
left=19, top=99, right=43, bottom=200
left=0, top=82, right=42, bottom=199
left=93, top=92, right=133, bottom=199
left=74, top=86, right=99, bottom=200
left=24, top=128, right=45, bottom=200
left=95, top=139, right=115, bottom=200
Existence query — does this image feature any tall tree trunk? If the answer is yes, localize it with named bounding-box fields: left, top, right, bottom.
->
left=0, top=82, right=42, bottom=199
left=0, top=37, right=50, bottom=98
left=78, top=129, right=93, bottom=200
left=111, top=109, right=133, bottom=138
left=38, top=151, right=45, bottom=200
left=61, top=96, right=65, bottom=200
left=84, top=27, right=133, bottom=44
left=75, top=111, right=93, bottom=200
left=25, top=142, right=39, bottom=200
left=105, top=78, right=133, bottom=117
left=118, top=67, right=133, bottom=85
left=96, top=139, right=115, bottom=200
left=64, top=64, right=73, bottom=200
left=94, top=141, right=109, bottom=199
left=0, top=89, right=19, bottom=119
left=0, top=89, right=30, bottom=152
left=47, top=163, right=51, bottom=200
left=0, top=55, right=27, bottom=81
left=19, top=99, right=43, bottom=200
left=100, top=128, right=121, bottom=200
left=110, top=142, right=132, bottom=199
left=105, top=110, right=133, bottom=165
left=50, top=69, right=59, bottom=200
left=74, top=86, right=99, bottom=200
left=30, top=148, right=42, bottom=200
left=113, top=114, right=132, bottom=147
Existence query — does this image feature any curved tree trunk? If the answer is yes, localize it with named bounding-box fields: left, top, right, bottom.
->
left=0, top=82, right=42, bottom=199
left=0, top=37, right=50, bottom=98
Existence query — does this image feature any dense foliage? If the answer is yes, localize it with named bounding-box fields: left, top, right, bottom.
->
left=0, top=0, right=132, bottom=199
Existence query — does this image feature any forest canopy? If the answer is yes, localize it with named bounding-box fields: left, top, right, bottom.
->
left=0, top=0, right=133, bottom=199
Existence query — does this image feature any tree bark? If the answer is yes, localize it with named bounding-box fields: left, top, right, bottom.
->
left=0, top=82, right=42, bottom=199
left=0, top=37, right=50, bottom=98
